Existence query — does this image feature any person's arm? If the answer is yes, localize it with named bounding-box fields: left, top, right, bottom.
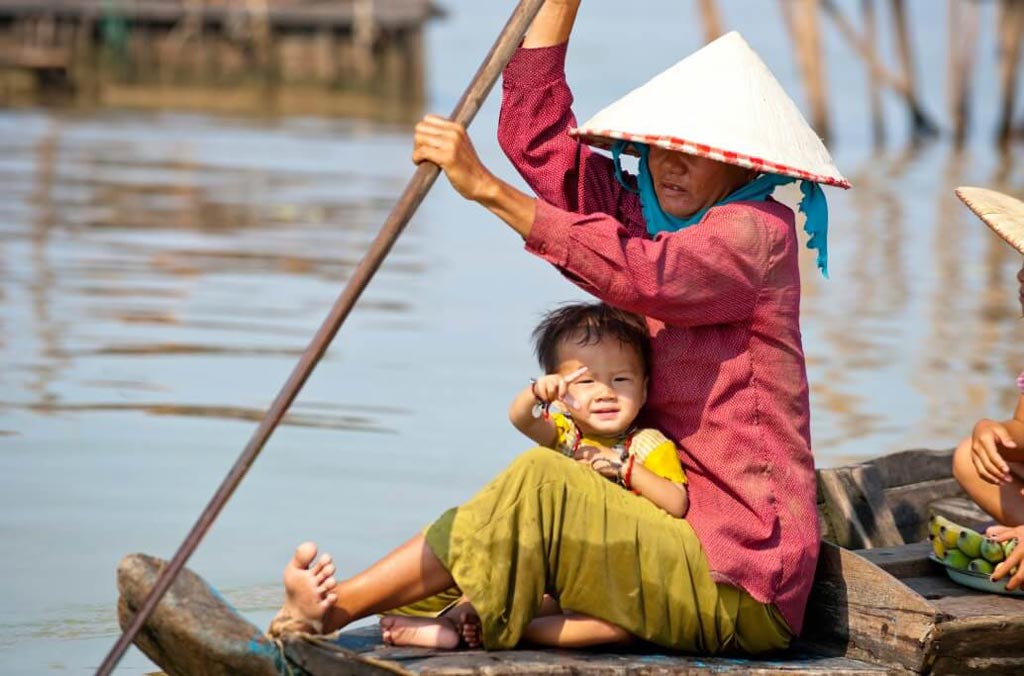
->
left=523, top=0, right=580, bottom=47
left=624, top=463, right=689, bottom=519
left=574, top=444, right=689, bottom=518
left=412, top=116, right=767, bottom=326
left=509, top=383, right=557, bottom=447
left=508, top=369, right=588, bottom=447
left=969, top=394, right=1024, bottom=484
left=498, top=21, right=645, bottom=233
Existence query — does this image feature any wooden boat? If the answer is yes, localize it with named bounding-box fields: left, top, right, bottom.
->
left=117, top=448, right=1024, bottom=675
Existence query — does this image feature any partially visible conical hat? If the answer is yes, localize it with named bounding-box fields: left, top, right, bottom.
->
left=571, top=31, right=850, bottom=189
left=956, top=186, right=1024, bottom=254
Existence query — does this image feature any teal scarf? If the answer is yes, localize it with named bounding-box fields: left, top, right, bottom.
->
left=611, top=141, right=830, bottom=277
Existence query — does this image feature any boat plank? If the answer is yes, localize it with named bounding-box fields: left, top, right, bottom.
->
left=802, top=541, right=939, bottom=673
left=864, top=448, right=954, bottom=488
left=818, top=464, right=904, bottom=549
left=288, top=627, right=893, bottom=675
left=856, top=541, right=934, bottom=578
left=885, top=478, right=966, bottom=543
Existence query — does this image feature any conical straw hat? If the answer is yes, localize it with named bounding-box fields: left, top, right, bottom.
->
left=571, top=31, right=850, bottom=189
left=956, top=186, right=1024, bottom=254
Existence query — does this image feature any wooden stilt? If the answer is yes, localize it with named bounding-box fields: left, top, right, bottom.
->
left=889, top=0, right=937, bottom=139
left=819, top=0, right=939, bottom=138
left=997, top=0, right=1024, bottom=146
left=948, top=0, right=979, bottom=148
left=861, top=0, right=885, bottom=147
left=696, top=0, right=724, bottom=44
left=781, top=0, right=831, bottom=143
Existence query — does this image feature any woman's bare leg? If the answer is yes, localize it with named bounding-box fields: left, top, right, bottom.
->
left=277, top=534, right=456, bottom=634
left=523, top=612, right=633, bottom=648
left=953, top=437, right=1024, bottom=525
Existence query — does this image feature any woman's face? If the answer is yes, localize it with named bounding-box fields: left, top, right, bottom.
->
left=648, top=146, right=757, bottom=219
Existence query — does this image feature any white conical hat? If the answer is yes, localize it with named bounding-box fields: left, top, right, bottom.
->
left=956, top=186, right=1024, bottom=254
left=571, top=31, right=850, bottom=189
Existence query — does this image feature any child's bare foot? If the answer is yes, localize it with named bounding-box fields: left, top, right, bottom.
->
left=268, top=541, right=337, bottom=636
left=380, top=615, right=460, bottom=649
left=459, top=612, right=482, bottom=648
left=443, top=601, right=482, bottom=649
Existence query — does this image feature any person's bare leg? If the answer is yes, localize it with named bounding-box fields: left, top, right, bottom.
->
left=953, top=438, right=1024, bottom=525
left=523, top=613, right=633, bottom=649
left=380, top=615, right=460, bottom=649
left=276, top=534, right=456, bottom=635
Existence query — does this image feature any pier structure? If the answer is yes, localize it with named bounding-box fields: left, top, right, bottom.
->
left=0, top=0, right=439, bottom=117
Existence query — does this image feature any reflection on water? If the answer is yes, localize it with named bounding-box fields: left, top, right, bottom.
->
left=0, top=112, right=421, bottom=436
left=3, top=3, right=1024, bottom=673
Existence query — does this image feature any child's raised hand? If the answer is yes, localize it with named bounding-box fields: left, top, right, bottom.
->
left=532, top=366, right=588, bottom=409
left=971, top=419, right=1016, bottom=484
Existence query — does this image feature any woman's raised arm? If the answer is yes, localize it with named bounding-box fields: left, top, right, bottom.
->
left=523, top=0, right=580, bottom=48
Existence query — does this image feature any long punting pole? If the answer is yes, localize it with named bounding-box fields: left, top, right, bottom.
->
left=94, top=1, right=547, bottom=673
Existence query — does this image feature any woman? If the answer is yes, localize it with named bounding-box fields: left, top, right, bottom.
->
left=272, top=1, right=848, bottom=653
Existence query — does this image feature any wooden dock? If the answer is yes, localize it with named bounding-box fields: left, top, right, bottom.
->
left=0, top=0, right=440, bottom=117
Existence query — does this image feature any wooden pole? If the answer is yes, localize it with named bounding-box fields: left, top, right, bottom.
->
left=781, top=0, right=831, bottom=143
left=819, top=0, right=939, bottom=137
left=997, top=0, right=1024, bottom=146
left=948, top=0, right=979, bottom=147
left=93, top=2, right=549, bottom=674
left=696, top=0, right=724, bottom=44
left=889, top=0, right=937, bottom=139
left=861, top=0, right=885, bottom=147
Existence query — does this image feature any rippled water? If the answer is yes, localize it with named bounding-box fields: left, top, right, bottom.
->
left=1, top=0, right=1023, bottom=672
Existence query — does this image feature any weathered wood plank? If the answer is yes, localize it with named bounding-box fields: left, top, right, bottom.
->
left=803, top=541, right=940, bottom=673
left=929, top=497, right=992, bottom=533
left=864, top=448, right=954, bottom=488
left=818, top=464, right=904, bottom=549
left=885, top=478, right=966, bottom=543
left=308, top=626, right=893, bottom=675
left=117, top=553, right=282, bottom=676
left=856, top=541, right=934, bottom=579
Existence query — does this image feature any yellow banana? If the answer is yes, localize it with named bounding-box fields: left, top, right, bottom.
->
left=940, top=524, right=963, bottom=550
left=930, top=534, right=946, bottom=559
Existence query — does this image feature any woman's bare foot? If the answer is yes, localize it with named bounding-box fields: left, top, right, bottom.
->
left=268, top=541, right=337, bottom=636
left=380, top=615, right=460, bottom=649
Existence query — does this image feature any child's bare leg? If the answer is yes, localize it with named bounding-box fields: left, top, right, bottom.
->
left=275, top=534, right=456, bottom=635
left=523, top=612, right=633, bottom=648
left=380, top=615, right=460, bottom=649
left=953, top=438, right=1024, bottom=525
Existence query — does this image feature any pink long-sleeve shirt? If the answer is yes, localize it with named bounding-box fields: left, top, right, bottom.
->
left=499, top=44, right=819, bottom=634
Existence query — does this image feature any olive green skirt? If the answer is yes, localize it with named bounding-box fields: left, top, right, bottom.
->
left=415, top=448, right=791, bottom=653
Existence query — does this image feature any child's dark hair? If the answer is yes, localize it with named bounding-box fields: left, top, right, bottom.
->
left=532, top=302, right=651, bottom=375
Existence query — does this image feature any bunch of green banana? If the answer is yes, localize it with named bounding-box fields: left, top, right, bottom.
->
left=928, top=514, right=1018, bottom=576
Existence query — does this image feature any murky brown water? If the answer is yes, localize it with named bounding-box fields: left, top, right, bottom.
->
left=1, top=0, right=1023, bottom=672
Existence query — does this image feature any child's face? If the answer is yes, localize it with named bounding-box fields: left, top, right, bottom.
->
left=555, top=336, right=647, bottom=438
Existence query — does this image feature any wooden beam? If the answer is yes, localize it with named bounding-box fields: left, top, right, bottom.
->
left=819, top=0, right=939, bottom=138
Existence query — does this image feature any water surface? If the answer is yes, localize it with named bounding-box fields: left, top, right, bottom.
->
left=1, top=1, right=1023, bottom=672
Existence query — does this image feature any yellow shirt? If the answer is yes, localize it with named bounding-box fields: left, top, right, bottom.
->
left=549, top=411, right=687, bottom=485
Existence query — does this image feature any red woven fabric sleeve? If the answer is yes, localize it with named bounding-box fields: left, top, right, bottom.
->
left=498, top=44, right=645, bottom=236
